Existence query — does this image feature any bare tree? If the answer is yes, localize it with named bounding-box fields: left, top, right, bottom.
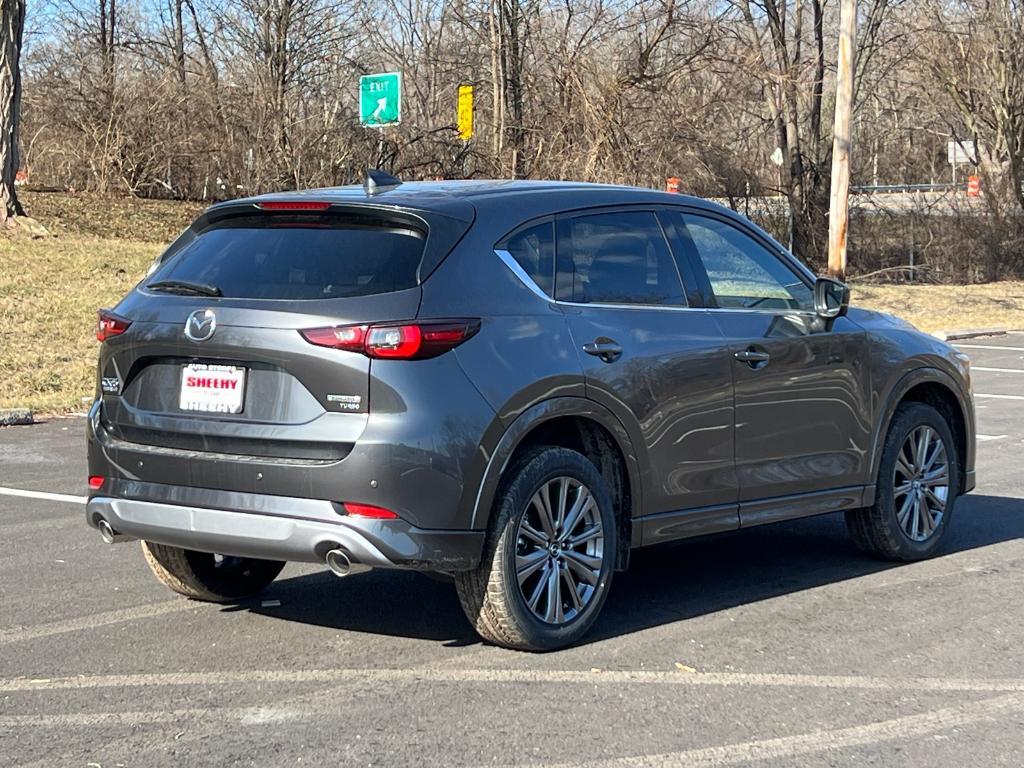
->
left=922, top=0, right=1024, bottom=218
left=12, top=0, right=1023, bottom=281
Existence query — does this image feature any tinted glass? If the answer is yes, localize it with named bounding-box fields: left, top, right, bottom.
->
left=680, top=214, right=813, bottom=310
left=555, top=211, right=686, bottom=306
left=498, top=220, right=555, bottom=296
left=148, top=215, right=425, bottom=300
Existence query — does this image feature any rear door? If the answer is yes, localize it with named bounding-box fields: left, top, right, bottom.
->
left=554, top=208, right=738, bottom=538
left=98, top=206, right=455, bottom=465
left=673, top=210, right=873, bottom=523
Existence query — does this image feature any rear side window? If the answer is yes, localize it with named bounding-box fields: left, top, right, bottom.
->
left=555, top=211, right=686, bottom=306
left=147, top=215, right=426, bottom=300
left=497, top=220, right=555, bottom=296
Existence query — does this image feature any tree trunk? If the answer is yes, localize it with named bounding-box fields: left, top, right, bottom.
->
left=500, top=0, right=526, bottom=178
left=489, top=0, right=504, bottom=170
left=173, top=0, right=186, bottom=87
left=100, top=0, right=117, bottom=113
left=0, top=0, right=26, bottom=223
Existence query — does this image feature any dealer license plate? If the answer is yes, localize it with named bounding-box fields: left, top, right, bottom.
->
left=179, top=363, right=246, bottom=414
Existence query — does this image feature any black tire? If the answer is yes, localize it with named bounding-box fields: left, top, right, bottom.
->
left=455, top=446, right=617, bottom=651
left=141, top=541, right=285, bottom=602
left=846, top=402, right=960, bottom=561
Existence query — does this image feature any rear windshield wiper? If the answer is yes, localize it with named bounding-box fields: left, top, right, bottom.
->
left=146, top=279, right=222, bottom=297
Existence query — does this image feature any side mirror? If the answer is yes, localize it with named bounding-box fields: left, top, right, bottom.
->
left=814, top=277, right=850, bottom=320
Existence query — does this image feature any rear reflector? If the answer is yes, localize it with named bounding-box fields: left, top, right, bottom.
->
left=300, top=320, right=480, bottom=360
left=255, top=201, right=332, bottom=212
left=96, top=309, right=131, bottom=342
left=343, top=502, right=399, bottom=519
left=88, top=476, right=105, bottom=490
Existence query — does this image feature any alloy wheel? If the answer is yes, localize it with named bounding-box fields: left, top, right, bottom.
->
left=894, top=425, right=949, bottom=542
left=514, top=476, right=605, bottom=625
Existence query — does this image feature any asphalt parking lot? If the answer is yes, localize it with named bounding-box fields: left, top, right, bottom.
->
left=2, top=335, right=1023, bottom=767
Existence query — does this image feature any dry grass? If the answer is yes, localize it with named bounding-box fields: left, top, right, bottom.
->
left=1, top=192, right=204, bottom=413
left=20, top=190, right=203, bottom=242
left=0, top=235, right=159, bottom=413
left=851, top=281, right=1024, bottom=333
left=2, top=191, right=1023, bottom=414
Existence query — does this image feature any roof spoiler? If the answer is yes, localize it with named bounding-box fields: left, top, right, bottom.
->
left=364, top=169, right=402, bottom=196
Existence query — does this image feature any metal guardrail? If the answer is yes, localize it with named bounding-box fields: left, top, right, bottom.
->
left=850, top=183, right=962, bottom=194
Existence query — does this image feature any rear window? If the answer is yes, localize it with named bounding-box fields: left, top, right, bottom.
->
left=148, top=214, right=426, bottom=300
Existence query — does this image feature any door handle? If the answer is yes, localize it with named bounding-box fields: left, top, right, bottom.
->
left=734, top=347, right=770, bottom=369
left=583, top=339, right=623, bottom=363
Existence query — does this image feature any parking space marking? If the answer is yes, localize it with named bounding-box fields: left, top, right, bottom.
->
left=955, top=344, right=1024, bottom=352
left=1, top=516, right=79, bottom=535
left=976, top=434, right=1008, bottom=442
left=972, top=366, right=1024, bottom=374
left=0, top=486, right=85, bottom=505
left=974, top=393, right=1024, bottom=401
left=3, top=668, right=1024, bottom=695
left=538, top=693, right=1024, bottom=768
left=0, top=600, right=199, bottom=646
left=0, top=705, right=304, bottom=730
left=5, top=687, right=1023, bottom=768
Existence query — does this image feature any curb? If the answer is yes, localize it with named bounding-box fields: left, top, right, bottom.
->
left=932, top=327, right=1007, bottom=342
left=0, top=409, right=34, bottom=427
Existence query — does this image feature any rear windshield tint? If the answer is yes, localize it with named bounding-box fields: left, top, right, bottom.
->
left=148, top=214, right=426, bottom=300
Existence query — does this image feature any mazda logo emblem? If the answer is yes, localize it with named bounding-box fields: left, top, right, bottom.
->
left=184, top=309, right=217, bottom=342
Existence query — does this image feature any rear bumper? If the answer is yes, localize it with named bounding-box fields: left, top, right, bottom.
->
left=85, top=489, right=484, bottom=571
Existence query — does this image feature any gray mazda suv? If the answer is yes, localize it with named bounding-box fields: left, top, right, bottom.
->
left=86, top=177, right=975, bottom=650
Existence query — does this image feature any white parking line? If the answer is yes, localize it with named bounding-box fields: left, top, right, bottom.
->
left=976, top=434, right=1008, bottom=442
left=972, top=366, right=1024, bottom=374
left=3, top=668, right=1024, bottom=694
left=2, top=516, right=79, bottom=535
left=0, top=600, right=199, bottom=646
left=5, top=685, right=1023, bottom=768
left=974, top=393, right=1024, bottom=401
left=0, top=486, right=85, bottom=504
left=0, top=705, right=304, bottom=729
left=955, top=344, right=1024, bottom=352
left=537, top=693, right=1024, bottom=768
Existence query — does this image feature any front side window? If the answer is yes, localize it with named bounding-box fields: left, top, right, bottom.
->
left=555, top=210, right=686, bottom=306
left=680, top=214, right=813, bottom=311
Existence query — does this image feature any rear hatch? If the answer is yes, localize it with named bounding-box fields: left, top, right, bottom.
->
left=96, top=198, right=473, bottom=461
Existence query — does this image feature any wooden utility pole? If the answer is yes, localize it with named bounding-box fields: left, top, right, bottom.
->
left=827, top=0, right=857, bottom=280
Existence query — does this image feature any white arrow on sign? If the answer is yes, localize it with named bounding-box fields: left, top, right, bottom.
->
left=372, top=97, right=387, bottom=120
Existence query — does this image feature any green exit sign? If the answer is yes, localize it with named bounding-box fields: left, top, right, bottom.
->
left=359, top=72, right=402, bottom=127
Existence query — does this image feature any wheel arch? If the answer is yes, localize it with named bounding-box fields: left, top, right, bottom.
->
left=470, top=397, right=642, bottom=570
left=867, top=368, right=973, bottom=503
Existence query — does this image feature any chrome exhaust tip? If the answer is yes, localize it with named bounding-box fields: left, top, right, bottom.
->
left=325, top=548, right=353, bottom=578
left=97, top=518, right=132, bottom=544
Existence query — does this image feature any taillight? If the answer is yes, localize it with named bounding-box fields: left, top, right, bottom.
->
left=88, top=476, right=105, bottom=490
left=96, top=310, right=131, bottom=342
left=300, top=320, right=480, bottom=360
left=255, top=201, right=332, bottom=212
left=366, top=325, right=422, bottom=358
left=343, top=502, right=399, bottom=519
left=301, top=325, right=368, bottom=353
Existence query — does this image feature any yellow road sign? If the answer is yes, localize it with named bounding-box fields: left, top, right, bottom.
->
left=457, top=84, right=474, bottom=141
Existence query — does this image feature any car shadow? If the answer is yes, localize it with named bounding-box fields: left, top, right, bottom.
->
left=231, top=493, right=1024, bottom=649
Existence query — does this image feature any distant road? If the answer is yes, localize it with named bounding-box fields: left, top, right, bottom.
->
left=711, top=189, right=985, bottom=217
